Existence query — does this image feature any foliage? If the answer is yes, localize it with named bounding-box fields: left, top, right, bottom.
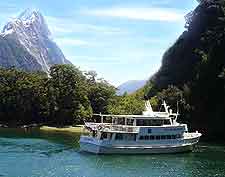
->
left=0, top=68, right=48, bottom=125
left=47, top=65, right=92, bottom=125
left=0, top=65, right=116, bottom=126
left=145, top=0, right=225, bottom=140
left=0, top=65, right=150, bottom=126
left=149, top=86, right=182, bottom=110
left=85, top=71, right=116, bottom=114
left=108, top=94, right=145, bottom=115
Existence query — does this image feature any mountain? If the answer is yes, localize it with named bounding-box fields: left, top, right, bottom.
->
left=145, top=0, right=225, bottom=140
left=0, top=9, right=71, bottom=72
left=117, top=80, right=147, bottom=95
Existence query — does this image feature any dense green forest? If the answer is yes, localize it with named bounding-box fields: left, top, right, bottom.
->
left=145, top=0, right=225, bottom=140
left=0, top=65, right=144, bottom=126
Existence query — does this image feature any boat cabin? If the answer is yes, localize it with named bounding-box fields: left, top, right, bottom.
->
left=83, top=101, right=186, bottom=143
left=84, top=115, right=186, bottom=143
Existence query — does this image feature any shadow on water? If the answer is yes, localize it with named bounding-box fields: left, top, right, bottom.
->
left=0, top=127, right=81, bottom=158
left=0, top=127, right=80, bottom=146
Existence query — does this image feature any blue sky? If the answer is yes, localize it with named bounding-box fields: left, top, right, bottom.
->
left=0, top=0, right=198, bottom=86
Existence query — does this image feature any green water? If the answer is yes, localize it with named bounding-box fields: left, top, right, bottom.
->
left=0, top=128, right=224, bottom=177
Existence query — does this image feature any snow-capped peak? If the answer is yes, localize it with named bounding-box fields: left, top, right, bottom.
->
left=18, top=8, right=41, bottom=22
left=1, top=9, right=51, bottom=37
left=0, top=8, right=71, bottom=74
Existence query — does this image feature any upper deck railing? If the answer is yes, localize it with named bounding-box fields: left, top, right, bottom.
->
left=105, top=125, right=139, bottom=133
left=84, top=122, right=187, bottom=134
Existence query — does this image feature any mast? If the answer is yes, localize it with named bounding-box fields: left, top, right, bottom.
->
left=163, top=100, right=169, bottom=113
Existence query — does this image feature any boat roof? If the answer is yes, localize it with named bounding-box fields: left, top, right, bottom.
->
left=93, top=113, right=177, bottom=119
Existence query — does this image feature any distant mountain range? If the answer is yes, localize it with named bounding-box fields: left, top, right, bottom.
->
left=117, top=80, right=147, bottom=95
left=0, top=9, right=71, bottom=72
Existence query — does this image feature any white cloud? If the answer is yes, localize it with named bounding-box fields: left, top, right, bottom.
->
left=54, top=38, right=89, bottom=46
left=85, top=7, right=185, bottom=22
left=45, top=16, right=124, bottom=36
left=68, top=55, right=122, bottom=64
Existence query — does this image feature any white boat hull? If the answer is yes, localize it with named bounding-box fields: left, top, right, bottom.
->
left=79, top=134, right=201, bottom=154
left=80, top=142, right=194, bottom=154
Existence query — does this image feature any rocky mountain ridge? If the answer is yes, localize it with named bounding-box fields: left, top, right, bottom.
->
left=0, top=9, right=71, bottom=72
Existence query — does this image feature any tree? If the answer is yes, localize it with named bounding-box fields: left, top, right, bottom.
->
left=108, top=95, right=145, bottom=115
left=0, top=68, right=48, bottom=125
left=85, top=71, right=116, bottom=114
left=47, top=65, right=92, bottom=125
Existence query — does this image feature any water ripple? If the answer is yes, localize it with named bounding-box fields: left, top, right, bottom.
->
left=0, top=130, right=224, bottom=177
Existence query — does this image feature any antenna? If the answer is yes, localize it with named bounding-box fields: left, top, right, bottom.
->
left=163, top=100, right=169, bottom=113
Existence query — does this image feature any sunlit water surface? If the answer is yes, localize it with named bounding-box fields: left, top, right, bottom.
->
left=0, top=128, right=224, bottom=177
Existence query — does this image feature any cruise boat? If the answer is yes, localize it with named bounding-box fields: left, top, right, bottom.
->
left=79, top=101, right=202, bottom=154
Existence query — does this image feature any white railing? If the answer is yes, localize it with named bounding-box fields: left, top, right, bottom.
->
left=108, top=125, right=139, bottom=133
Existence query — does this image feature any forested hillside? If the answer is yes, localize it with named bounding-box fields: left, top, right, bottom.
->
left=145, top=0, right=225, bottom=140
left=0, top=65, right=145, bottom=127
left=0, top=65, right=116, bottom=126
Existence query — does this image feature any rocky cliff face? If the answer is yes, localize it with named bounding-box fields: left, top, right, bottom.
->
left=0, top=9, right=71, bottom=72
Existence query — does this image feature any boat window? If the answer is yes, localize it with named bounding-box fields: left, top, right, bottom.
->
left=145, top=120, right=151, bottom=126
left=163, top=119, right=171, bottom=125
left=151, top=120, right=163, bottom=126
left=144, top=135, right=149, bottom=140
left=139, top=134, right=180, bottom=141
left=176, top=134, right=181, bottom=138
left=161, top=135, right=166, bottom=140
left=150, top=135, right=155, bottom=140
left=136, top=119, right=144, bottom=126
left=127, top=119, right=134, bottom=126
left=139, top=136, right=144, bottom=140
left=115, top=133, right=123, bottom=140
left=123, top=133, right=136, bottom=141
left=166, top=135, right=171, bottom=139
left=148, top=129, right=152, bottom=134
left=172, top=135, right=176, bottom=139
left=117, top=119, right=125, bottom=125
left=136, top=119, right=165, bottom=126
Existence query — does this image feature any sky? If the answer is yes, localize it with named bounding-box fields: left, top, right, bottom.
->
left=0, top=0, right=199, bottom=86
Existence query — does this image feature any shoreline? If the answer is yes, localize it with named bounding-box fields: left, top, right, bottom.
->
left=0, top=125, right=224, bottom=144
left=40, top=125, right=83, bottom=133
left=0, top=124, right=84, bottom=134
